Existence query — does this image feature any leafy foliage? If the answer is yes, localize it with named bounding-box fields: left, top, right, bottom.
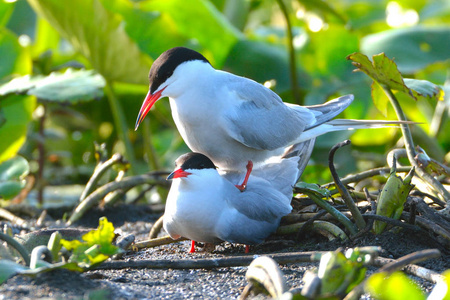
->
left=0, top=69, right=106, bottom=104
left=366, top=272, right=426, bottom=300
left=0, top=156, right=29, bottom=200
left=61, top=217, right=120, bottom=268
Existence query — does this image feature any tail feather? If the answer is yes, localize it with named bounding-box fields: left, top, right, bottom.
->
left=304, top=94, right=354, bottom=127
left=295, top=119, right=415, bottom=144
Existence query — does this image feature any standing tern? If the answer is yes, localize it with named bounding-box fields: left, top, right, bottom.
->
left=163, top=150, right=308, bottom=252
left=135, top=47, right=406, bottom=171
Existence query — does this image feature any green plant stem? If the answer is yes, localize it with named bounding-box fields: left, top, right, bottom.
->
left=275, top=0, right=301, bottom=104
left=37, top=103, right=46, bottom=204
left=143, top=118, right=161, bottom=171
left=104, top=83, right=138, bottom=175
left=0, top=232, right=31, bottom=266
left=382, top=86, right=450, bottom=208
left=79, top=153, right=125, bottom=202
left=328, top=140, right=366, bottom=230
left=68, top=173, right=169, bottom=225
left=303, top=191, right=358, bottom=235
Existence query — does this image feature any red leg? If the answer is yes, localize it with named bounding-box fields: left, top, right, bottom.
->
left=235, top=161, right=253, bottom=192
left=245, top=245, right=250, bottom=253
left=189, top=240, right=196, bottom=253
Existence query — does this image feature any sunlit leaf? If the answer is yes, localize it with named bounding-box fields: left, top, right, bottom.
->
left=0, top=69, right=105, bottom=104
left=28, top=0, right=152, bottom=84
left=297, top=0, right=347, bottom=24
left=366, top=272, right=426, bottom=300
left=0, top=0, right=15, bottom=27
left=0, top=95, right=36, bottom=163
left=0, top=28, right=32, bottom=79
left=60, top=217, right=119, bottom=268
left=361, top=26, right=450, bottom=74
left=347, top=52, right=445, bottom=115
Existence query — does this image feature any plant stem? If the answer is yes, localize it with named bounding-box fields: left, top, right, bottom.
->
left=0, top=232, right=31, bottom=266
left=104, top=83, right=138, bottom=175
left=37, top=103, right=46, bottom=204
left=328, top=140, right=366, bottom=230
left=382, top=86, right=450, bottom=208
left=275, top=0, right=301, bottom=104
left=143, top=118, right=161, bottom=170
left=303, top=191, right=358, bottom=235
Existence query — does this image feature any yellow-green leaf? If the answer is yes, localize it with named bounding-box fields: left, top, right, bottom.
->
left=366, top=272, right=426, bottom=300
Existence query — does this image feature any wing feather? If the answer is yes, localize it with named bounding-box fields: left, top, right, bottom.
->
left=221, top=76, right=315, bottom=150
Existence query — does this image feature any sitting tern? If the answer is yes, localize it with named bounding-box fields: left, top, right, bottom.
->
left=135, top=47, right=405, bottom=171
left=163, top=150, right=310, bottom=252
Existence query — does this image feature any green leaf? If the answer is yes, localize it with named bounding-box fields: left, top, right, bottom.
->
left=295, top=182, right=331, bottom=198
left=0, top=28, right=32, bottom=79
left=296, top=0, right=347, bottom=24
left=140, top=0, right=242, bottom=67
left=0, top=259, right=28, bottom=284
left=373, top=167, right=415, bottom=234
left=347, top=52, right=445, bottom=115
left=60, top=217, right=119, bottom=268
left=0, top=1, right=15, bottom=28
left=224, top=40, right=294, bottom=93
left=366, top=272, right=426, bottom=300
left=0, top=69, right=106, bottom=104
left=0, top=156, right=29, bottom=200
left=0, top=95, right=36, bottom=163
left=361, top=26, right=450, bottom=74
left=0, top=156, right=29, bottom=181
left=403, top=78, right=444, bottom=101
left=28, top=0, right=152, bottom=84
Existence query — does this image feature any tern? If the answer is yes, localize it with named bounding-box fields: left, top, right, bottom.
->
left=163, top=149, right=311, bottom=252
left=135, top=47, right=405, bottom=171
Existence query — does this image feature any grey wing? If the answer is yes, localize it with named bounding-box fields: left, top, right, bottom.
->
left=222, top=77, right=316, bottom=150
left=228, top=178, right=292, bottom=222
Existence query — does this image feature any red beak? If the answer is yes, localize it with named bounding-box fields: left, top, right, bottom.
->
left=167, top=168, right=192, bottom=180
left=134, top=87, right=166, bottom=131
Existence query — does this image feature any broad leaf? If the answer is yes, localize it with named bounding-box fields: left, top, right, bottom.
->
left=224, top=40, right=295, bottom=93
left=139, top=0, right=242, bottom=67
left=0, top=28, right=32, bottom=79
left=366, top=272, right=426, bottom=300
left=0, top=69, right=105, bottom=104
left=0, top=156, right=29, bottom=200
left=0, top=260, right=28, bottom=284
left=140, top=0, right=239, bottom=68
left=347, top=52, right=444, bottom=115
left=0, top=1, right=15, bottom=28
left=0, top=95, right=36, bottom=163
left=403, top=78, right=444, bottom=101
left=361, top=26, right=450, bottom=74
left=27, top=0, right=152, bottom=84
left=60, top=217, right=119, bottom=268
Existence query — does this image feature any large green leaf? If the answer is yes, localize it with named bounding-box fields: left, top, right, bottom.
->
left=27, top=0, right=152, bottom=84
left=140, top=0, right=242, bottom=67
left=347, top=52, right=444, bottom=116
left=224, top=39, right=301, bottom=94
left=0, top=95, right=36, bottom=164
left=0, top=0, right=15, bottom=27
left=0, top=28, right=32, bottom=80
left=361, top=26, right=450, bottom=74
left=99, top=0, right=188, bottom=60
left=0, top=69, right=105, bottom=104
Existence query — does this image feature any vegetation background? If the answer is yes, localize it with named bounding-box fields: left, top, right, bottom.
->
left=0, top=0, right=449, bottom=204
